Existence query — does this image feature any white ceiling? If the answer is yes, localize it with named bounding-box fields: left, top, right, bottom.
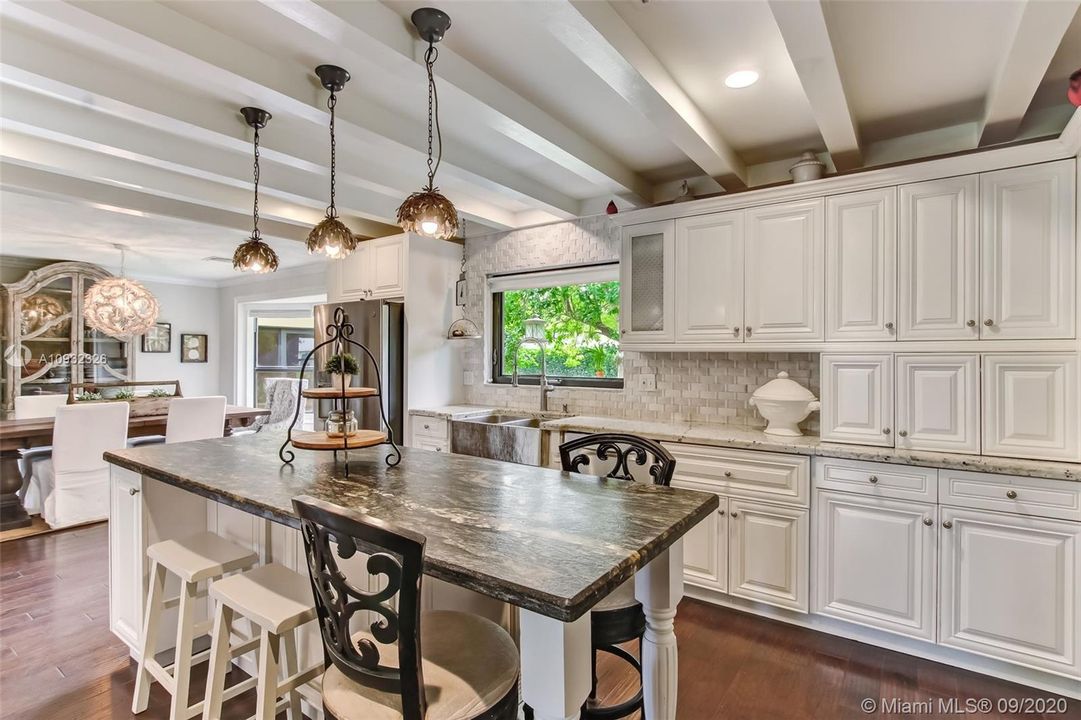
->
left=0, top=0, right=1078, bottom=281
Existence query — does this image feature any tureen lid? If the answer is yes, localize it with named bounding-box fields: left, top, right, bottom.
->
left=752, top=371, right=817, bottom=402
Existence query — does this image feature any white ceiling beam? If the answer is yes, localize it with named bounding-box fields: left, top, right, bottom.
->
left=978, top=0, right=1081, bottom=146
left=1, top=0, right=578, bottom=221
left=768, top=0, right=862, bottom=171
left=258, top=0, right=653, bottom=206
left=0, top=30, right=516, bottom=232
left=549, top=0, right=747, bottom=191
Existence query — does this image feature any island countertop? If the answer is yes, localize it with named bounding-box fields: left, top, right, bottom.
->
left=104, top=432, right=718, bottom=622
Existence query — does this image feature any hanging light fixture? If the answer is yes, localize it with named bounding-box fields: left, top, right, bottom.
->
left=397, top=8, right=459, bottom=240
left=445, top=227, right=481, bottom=340
left=306, top=64, right=357, bottom=259
left=84, top=244, right=160, bottom=338
left=233, top=107, right=279, bottom=274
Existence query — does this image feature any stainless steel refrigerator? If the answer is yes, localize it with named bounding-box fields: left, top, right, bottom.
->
left=312, top=300, right=404, bottom=442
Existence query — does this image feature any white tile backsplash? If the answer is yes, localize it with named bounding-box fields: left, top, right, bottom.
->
left=460, top=216, right=820, bottom=432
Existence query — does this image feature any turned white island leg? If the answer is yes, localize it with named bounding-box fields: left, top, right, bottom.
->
left=519, top=609, right=591, bottom=720
left=635, top=540, right=684, bottom=720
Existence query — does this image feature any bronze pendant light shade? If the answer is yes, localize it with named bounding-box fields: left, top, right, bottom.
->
left=234, top=107, right=280, bottom=274
left=307, top=64, right=358, bottom=259
left=397, top=8, right=460, bottom=240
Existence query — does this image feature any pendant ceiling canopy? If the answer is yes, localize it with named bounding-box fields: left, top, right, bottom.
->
left=307, top=64, right=357, bottom=259
left=233, top=106, right=279, bottom=274
left=397, top=8, right=460, bottom=241
left=83, top=244, right=160, bottom=338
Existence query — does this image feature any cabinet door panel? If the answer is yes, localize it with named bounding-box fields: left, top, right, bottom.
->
left=826, top=188, right=897, bottom=341
left=983, top=353, right=1079, bottom=461
left=675, top=490, right=727, bottom=592
left=621, top=221, right=675, bottom=343
left=939, top=508, right=1081, bottom=678
left=371, top=237, right=406, bottom=297
left=744, top=200, right=824, bottom=341
left=728, top=499, right=808, bottom=612
left=820, top=354, right=894, bottom=446
left=895, top=354, right=979, bottom=454
left=813, top=491, right=936, bottom=641
left=980, top=160, right=1075, bottom=339
left=674, top=212, right=744, bottom=343
left=109, top=469, right=144, bottom=650
left=898, top=177, right=979, bottom=340
left=339, top=242, right=371, bottom=298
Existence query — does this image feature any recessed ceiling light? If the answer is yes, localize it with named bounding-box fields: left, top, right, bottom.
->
left=725, top=70, right=759, bottom=89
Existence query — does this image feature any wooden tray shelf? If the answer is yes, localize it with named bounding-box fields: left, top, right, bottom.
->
left=301, top=387, right=377, bottom=399
left=289, top=430, right=388, bottom=450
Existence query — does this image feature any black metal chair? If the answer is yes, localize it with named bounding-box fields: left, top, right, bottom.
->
left=562, top=433, right=677, bottom=720
left=293, top=496, right=520, bottom=720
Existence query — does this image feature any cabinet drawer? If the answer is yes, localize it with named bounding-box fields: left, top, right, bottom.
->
left=814, top=457, right=938, bottom=503
left=413, top=417, right=448, bottom=440
left=939, top=470, right=1081, bottom=522
left=665, top=444, right=809, bottom=506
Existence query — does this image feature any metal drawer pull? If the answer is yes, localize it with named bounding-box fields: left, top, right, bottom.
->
left=723, top=471, right=733, bottom=478
left=423, top=424, right=431, bottom=430
left=942, top=520, right=953, bottom=529
left=733, top=327, right=740, bottom=337
left=882, top=428, right=891, bottom=435
left=898, top=430, right=908, bottom=438
left=129, top=488, right=140, bottom=496
left=967, top=319, right=977, bottom=327
left=984, top=319, right=994, bottom=326
left=729, top=512, right=739, bottom=518
left=1006, top=490, right=1018, bottom=500
left=745, top=326, right=752, bottom=337
left=717, top=509, right=726, bottom=516
left=885, top=322, right=894, bottom=330
left=868, top=475, right=879, bottom=484
left=923, top=517, right=933, bottom=526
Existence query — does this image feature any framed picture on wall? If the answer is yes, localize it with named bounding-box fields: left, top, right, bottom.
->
left=179, top=333, right=208, bottom=363
left=141, top=322, right=171, bottom=353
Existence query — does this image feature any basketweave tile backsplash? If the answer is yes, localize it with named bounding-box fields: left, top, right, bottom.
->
left=460, top=216, right=820, bottom=432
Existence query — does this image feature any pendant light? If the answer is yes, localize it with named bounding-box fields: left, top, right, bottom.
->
left=306, top=64, right=357, bottom=259
left=83, top=244, right=160, bottom=338
left=397, top=8, right=459, bottom=240
left=233, top=107, right=279, bottom=274
left=445, top=227, right=481, bottom=340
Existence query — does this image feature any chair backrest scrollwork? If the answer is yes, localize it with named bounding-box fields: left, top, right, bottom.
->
left=559, top=432, right=676, bottom=486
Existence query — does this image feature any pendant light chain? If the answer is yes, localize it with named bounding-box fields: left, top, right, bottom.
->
left=252, top=126, right=261, bottom=239
left=425, top=42, right=442, bottom=192
left=328, top=90, right=338, bottom=218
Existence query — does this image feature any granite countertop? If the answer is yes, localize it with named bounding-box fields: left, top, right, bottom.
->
left=104, top=432, right=717, bottom=622
left=539, top=416, right=1080, bottom=482
left=409, top=405, right=571, bottom=421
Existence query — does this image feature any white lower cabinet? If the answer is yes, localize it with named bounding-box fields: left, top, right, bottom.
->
left=813, top=490, right=937, bottom=641
left=109, top=468, right=145, bottom=651
left=679, top=495, right=728, bottom=592
left=728, top=498, right=809, bottom=612
left=938, top=507, right=1081, bottom=678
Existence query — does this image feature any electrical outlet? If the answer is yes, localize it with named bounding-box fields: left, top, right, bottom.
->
left=636, top=373, right=657, bottom=391
left=463, top=370, right=475, bottom=386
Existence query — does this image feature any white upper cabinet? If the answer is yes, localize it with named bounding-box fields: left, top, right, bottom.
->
left=339, top=240, right=371, bottom=299
left=895, top=354, right=980, bottom=455
left=674, top=212, right=744, bottom=343
left=826, top=188, right=897, bottom=341
left=337, top=235, right=407, bottom=300
left=621, top=220, right=675, bottom=343
left=983, top=353, right=1079, bottom=461
left=820, top=354, right=894, bottom=446
left=744, top=199, right=824, bottom=342
left=980, top=160, right=1076, bottom=339
left=898, top=176, right=979, bottom=340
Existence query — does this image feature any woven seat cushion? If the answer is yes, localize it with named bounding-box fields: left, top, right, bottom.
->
left=594, top=579, right=639, bottom=612
left=322, top=610, right=519, bottom=720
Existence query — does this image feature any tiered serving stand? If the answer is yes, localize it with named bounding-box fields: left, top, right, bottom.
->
left=278, top=306, right=401, bottom=474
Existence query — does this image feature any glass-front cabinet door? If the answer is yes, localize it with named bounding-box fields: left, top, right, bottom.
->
left=620, top=220, right=675, bottom=344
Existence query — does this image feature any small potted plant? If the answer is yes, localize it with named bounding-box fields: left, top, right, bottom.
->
left=75, top=391, right=104, bottom=402
left=324, top=353, right=359, bottom=388
left=148, top=388, right=171, bottom=398
left=113, top=389, right=136, bottom=401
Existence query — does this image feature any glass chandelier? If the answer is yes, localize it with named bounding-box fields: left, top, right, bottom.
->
left=233, top=106, right=279, bottom=274
left=83, top=244, right=160, bottom=338
left=307, top=64, right=357, bottom=259
left=397, top=8, right=460, bottom=240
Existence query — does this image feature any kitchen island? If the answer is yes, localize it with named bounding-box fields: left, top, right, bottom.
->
left=104, top=431, right=717, bottom=720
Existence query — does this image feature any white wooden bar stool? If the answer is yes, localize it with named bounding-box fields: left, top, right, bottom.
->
left=202, top=562, right=322, bottom=720
left=133, top=532, right=260, bottom=720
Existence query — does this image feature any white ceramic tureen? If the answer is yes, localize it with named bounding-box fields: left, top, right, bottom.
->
left=749, top=371, right=820, bottom=437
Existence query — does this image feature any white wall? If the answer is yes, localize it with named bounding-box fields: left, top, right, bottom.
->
left=135, top=280, right=221, bottom=397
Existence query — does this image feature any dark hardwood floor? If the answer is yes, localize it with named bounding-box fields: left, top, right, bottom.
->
left=1, top=523, right=1078, bottom=719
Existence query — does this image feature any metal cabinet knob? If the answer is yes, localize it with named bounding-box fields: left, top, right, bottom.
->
left=744, top=326, right=753, bottom=337
left=885, top=322, right=894, bottom=330
left=898, top=430, right=908, bottom=438
left=942, top=520, right=953, bottom=529
left=129, top=488, right=140, bottom=496
left=923, top=517, right=934, bottom=526
left=717, top=509, right=726, bottom=516
left=984, top=319, right=994, bottom=326
left=966, top=319, right=977, bottom=328
left=724, top=471, right=733, bottom=478
left=882, top=428, right=891, bottom=435
left=733, top=327, right=740, bottom=337
left=621, top=329, right=627, bottom=335
left=1006, top=490, right=1018, bottom=500
left=868, top=475, right=879, bottom=484
left=730, top=512, right=739, bottom=518
left=423, top=424, right=431, bottom=430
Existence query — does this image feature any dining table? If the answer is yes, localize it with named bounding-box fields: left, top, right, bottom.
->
left=103, top=431, right=718, bottom=720
left=0, top=404, right=269, bottom=531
